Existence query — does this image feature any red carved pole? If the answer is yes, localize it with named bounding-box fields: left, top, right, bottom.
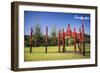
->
left=68, top=24, right=71, bottom=37
left=74, top=27, right=76, bottom=52
left=30, top=28, right=33, bottom=53
left=58, top=30, right=61, bottom=53
left=62, top=29, right=65, bottom=52
left=45, top=26, right=48, bottom=53
left=82, top=17, right=85, bottom=56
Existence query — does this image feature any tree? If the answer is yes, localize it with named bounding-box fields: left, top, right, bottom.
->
left=34, top=23, right=43, bottom=46
left=24, top=35, right=30, bottom=47
left=65, top=37, right=74, bottom=46
left=65, top=38, right=69, bottom=46
left=50, top=26, right=57, bottom=37
left=50, top=26, right=57, bottom=46
left=68, top=38, right=74, bottom=45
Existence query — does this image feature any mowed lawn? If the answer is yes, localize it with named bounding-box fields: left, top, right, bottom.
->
left=24, top=45, right=90, bottom=61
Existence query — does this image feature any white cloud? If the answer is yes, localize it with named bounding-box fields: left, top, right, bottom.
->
left=74, top=15, right=90, bottom=20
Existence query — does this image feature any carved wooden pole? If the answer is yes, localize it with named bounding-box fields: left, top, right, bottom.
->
left=45, top=26, right=48, bottom=53
left=30, top=28, right=33, bottom=53
left=82, top=17, right=85, bottom=56
left=62, top=29, right=65, bottom=53
left=58, top=30, right=61, bottom=53
left=74, top=27, right=76, bottom=53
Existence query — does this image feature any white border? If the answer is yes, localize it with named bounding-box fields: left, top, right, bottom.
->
left=18, top=5, right=96, bottom=68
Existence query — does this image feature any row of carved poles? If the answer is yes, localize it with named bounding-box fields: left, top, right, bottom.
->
left=29, top=26, right=85, bottom=56
left=45, top=26, right=85, bottom=56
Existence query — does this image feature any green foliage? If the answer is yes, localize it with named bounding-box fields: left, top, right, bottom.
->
left=34, top=23, right=43, bottom=46
left=68, top=38, right=74, bottom=45
left=48, top=26, right=58, bottom=46
left=50, top=26, right=57, bottom=37
left=84, top=34, right=90, bottom=43
left=65, top=38, right=69, bottom=46
left=24, top=35, right=30, bottom=47
left=48, top=37, right=58, bottom=46
left=24, top=40, right=30, bottom=47
left=65, top=37, right=74, bottom=46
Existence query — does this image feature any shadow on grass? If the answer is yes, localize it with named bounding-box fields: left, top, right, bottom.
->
left=25, top=51, right=90, bottom=54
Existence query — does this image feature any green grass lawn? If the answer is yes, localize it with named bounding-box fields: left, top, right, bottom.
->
left=24, top=45, right=90, bottom=61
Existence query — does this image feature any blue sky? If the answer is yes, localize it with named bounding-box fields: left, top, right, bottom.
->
left=24, top=11, right=90, bottom=35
